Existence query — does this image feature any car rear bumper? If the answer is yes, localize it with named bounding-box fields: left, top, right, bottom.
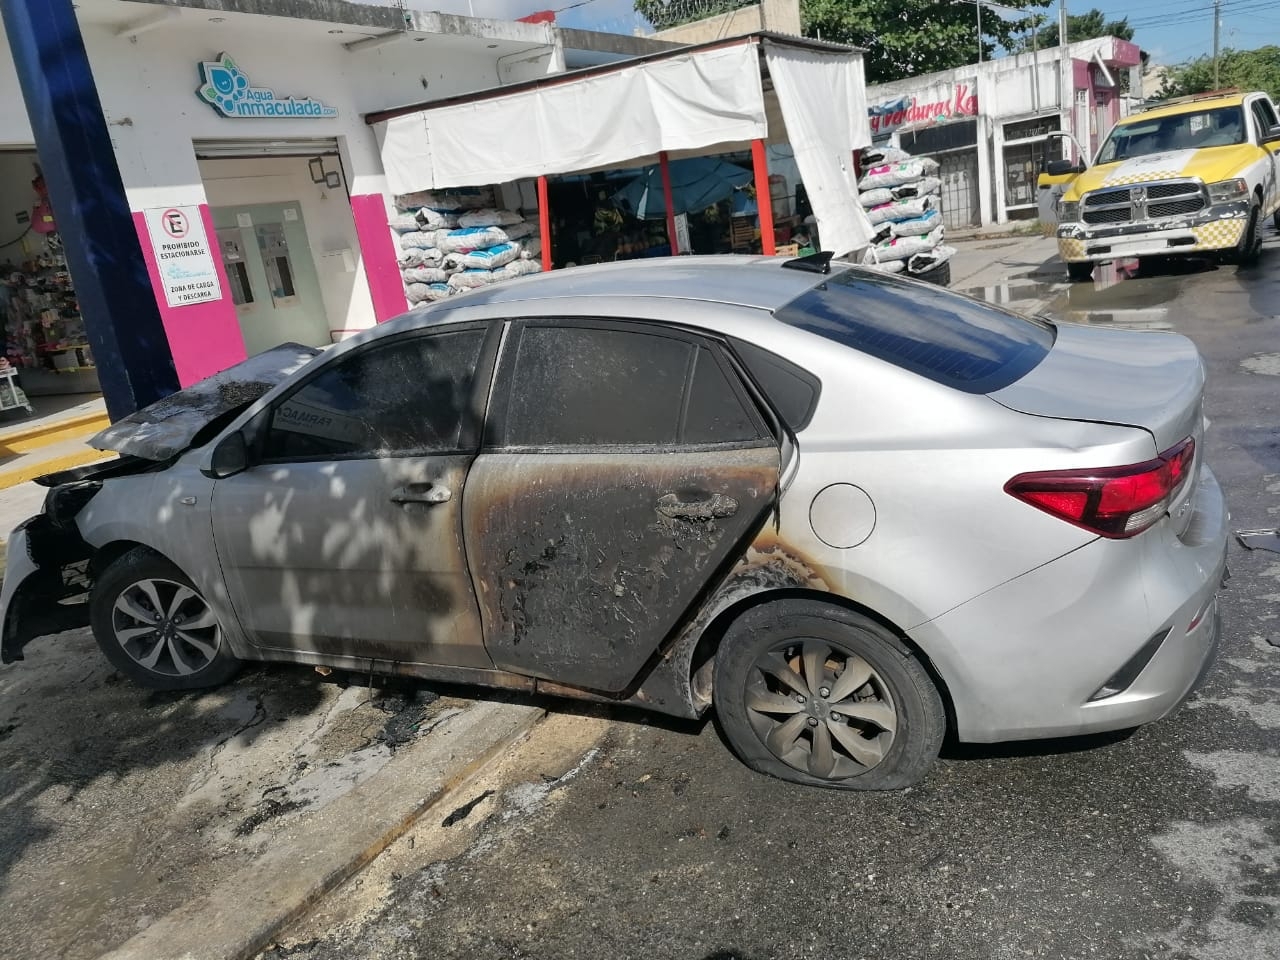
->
left=1056, top=206, right=1249, bottom=263
left=913, top=466, right=1229, bottom=743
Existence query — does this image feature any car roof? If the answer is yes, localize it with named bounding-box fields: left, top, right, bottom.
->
left=1122, top=93, right=1247, bottom=124
left=420, top=255, right=828, bottom=318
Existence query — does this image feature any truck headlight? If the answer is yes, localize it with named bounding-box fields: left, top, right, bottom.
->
left=1208, top=179, right=1249, bottom=203
left=1059, top=200, right=1080, bottom=222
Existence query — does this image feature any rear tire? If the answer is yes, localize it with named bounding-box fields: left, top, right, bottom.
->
left=712, top=600, right=945, bottom=790
left=1066, top=261, right=1094, bottom=282
left=90, top=548, right=240, bottom=690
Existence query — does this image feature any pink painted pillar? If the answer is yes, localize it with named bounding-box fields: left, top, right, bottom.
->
left=350, top=193, right=408, bottom=322
left=133, top=204, right=246, bottom=387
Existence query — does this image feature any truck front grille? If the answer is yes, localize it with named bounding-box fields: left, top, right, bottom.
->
left=1081, top=179, right=1206, bottom=226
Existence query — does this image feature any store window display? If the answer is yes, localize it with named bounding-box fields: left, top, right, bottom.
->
left=1, top=165, right=96, bottom=415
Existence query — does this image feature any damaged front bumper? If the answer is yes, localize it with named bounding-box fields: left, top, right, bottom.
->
left=1, top=512, right=95, bottom=664
left=1056, top=200, right=1251, bottom=263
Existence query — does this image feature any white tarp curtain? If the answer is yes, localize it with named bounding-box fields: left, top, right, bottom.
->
left=762, top=41, right=875, bottom=256
left=380, top=43, right=768, bottom=195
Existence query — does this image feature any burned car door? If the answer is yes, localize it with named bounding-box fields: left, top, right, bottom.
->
left=209, top=323, right=498, bottom=668
left=463, top=319, right=781, bottom=692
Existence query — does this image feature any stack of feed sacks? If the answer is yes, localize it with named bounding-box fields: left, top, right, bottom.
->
left=389, top=187, right=544, bottom=307
left=856, top=146, right=956, bottom=283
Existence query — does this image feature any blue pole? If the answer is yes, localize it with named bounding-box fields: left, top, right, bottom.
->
left=1, top=0, right=179, bottom=420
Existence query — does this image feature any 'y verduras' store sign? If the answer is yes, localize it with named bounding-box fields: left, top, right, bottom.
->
left=197, top=54, right=338, bottom=119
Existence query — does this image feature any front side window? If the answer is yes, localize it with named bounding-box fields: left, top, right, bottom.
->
left=263, top=329, right=485, bottom=460
left=774, top=269, right=1053, bottom=395
left=1251, top=99, right=1279, bottom=140
left=501, top=325, right=766, bottom=448
left=1097, top=106, right=1247, bottom=163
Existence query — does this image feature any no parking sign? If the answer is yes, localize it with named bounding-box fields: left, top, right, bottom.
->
left=144, top=205, right=223, bottom=308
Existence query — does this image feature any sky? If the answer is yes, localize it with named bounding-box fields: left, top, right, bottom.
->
left=1001, top=0, right=1280, bottom=66
left=386, top=0, right=1280, bottom=67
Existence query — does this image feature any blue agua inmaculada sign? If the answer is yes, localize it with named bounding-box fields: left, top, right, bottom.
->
left=197, top=53, right=338, bottom=119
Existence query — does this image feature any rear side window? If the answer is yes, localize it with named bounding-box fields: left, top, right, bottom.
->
left=774, top=269, right=1054, bottom=394
left=501, top=325, right=767, bottom=447
left=730, top=339, right=821, bottom=431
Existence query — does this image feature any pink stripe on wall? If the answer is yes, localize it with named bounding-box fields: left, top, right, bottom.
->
left=350, top=193, right=408, bottom=322
left=133, top=205, right=246, bottom=387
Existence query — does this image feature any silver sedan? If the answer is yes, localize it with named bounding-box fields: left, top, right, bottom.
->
left=0, top=255, right=1228, bottom=789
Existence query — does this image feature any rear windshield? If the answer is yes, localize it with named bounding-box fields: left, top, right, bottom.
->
left=774, top=269, right=1054, bottom=394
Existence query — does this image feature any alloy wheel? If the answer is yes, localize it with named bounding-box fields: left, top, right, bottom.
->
left=744, top=639, right=897, bottom=779
left=111, top=578, right=221, bottom=677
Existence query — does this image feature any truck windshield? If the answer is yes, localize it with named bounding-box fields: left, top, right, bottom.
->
left=1097, top=105, right=1247, bottom=163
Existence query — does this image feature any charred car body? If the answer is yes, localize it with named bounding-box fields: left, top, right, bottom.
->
left=0, top=257, right=1229, bottom=789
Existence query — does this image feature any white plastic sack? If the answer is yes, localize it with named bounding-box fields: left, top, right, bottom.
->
left=458, top=208, right=524, bottom=228
left=389, top=213, right=420, bottom=233
left=908, top=244, right=957, bottom=274
left=417, top=208, right=460, bottom=230
left=405, top=282, right=453, bottom=304
left=438, top=226, right=510, bottom=253
left=866, top=196, right=935, bottom=226
left=448, top=268, right=509, bottom=291
left=858, top=158, right=941, bottom=190
left=893, top=176, right=941, bottom=200
left=448, top=242, right=521, bottom=271
left=859, top=188, right=894, bottom=208
left=860, top=146, right=911, bottom=165
left=870, top=259, right=905, bottom=274
left=503, top=221, right=536, bottom=241
left=520, top=238, right=542, bottom=260
left=871, top=226, right=946, bottom=262
left=398, top=247, right=443, bottom=267
left=503, top=258, right=542, bottom=278
left=890, top=210, right=942, bottom=237
left=402, top=266, right=451, bottom=284
left=396, top=189, right=492, bottom=212
left=398, top=231, right=439, bottom=250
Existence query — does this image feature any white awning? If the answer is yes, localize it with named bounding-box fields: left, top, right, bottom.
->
left=374, top=35, right=875, bottom=256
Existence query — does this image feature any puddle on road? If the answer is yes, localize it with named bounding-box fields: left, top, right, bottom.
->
left=1046, top=258, right=1182, bottom=330
left=961, top=280, right=1060, bottom=308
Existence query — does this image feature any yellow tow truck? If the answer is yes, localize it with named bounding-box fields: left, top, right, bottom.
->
left=1039, top=89, right=1280, bottom=280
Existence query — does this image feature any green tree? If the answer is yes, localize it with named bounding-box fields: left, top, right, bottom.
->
left=798, top=0, right=1051, bottom=84
left=1157, top=46, right=1280, bottom=100
left=1018, top=7, right=1134, bottom=51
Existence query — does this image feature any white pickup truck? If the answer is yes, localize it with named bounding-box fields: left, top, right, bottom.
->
left=1039, top=89, right=1280, bottom=279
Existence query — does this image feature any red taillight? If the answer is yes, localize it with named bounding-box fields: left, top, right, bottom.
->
left=1006, top=438, right=1195, bottom=539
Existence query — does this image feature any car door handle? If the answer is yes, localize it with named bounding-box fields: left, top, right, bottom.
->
left=390, top=483, right=452, bottom=505
left=655, top=492, right=738, bottom=521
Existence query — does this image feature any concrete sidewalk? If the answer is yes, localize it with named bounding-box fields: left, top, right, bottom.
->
left=0, top=394, right=111, bottom=490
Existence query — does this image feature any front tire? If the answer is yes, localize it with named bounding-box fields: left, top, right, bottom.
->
left=712, top=600, right=945, bottom=790
left=1228, top=200, right=1262, bottom=265
left=90, top=548, right=239, bottom=690
left=1066, top=260, right=1094, bottom=282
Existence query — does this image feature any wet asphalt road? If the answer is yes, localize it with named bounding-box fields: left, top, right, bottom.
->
left=274, top=242, right=1280, bottom=960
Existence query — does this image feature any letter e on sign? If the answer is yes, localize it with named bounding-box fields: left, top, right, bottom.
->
left=162, top=208, right=190, bottom=240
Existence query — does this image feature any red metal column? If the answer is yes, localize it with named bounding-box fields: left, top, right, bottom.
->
left=537, top=175, right=552, bottom=271
left=752, top=139, right=776, bottom=256
left=659, top=151, right=679, bottom=254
